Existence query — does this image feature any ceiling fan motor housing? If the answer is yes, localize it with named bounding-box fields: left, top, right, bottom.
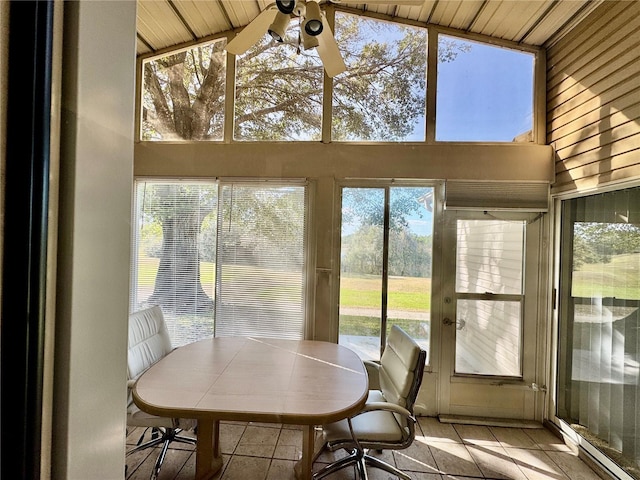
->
left=225, top=0, right=347, bottom=78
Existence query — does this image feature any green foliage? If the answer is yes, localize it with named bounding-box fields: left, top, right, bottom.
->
left=142, top=40, right=226, bottom=140
left=217, top=185, right=306, bottom=269
left=573, top=222, right=640, bottom=269
left=140, top=221, right=162, bottom=258
left=138, top=183, right=218, bottom=260
left=437, top=36, right=472, bottom=62
left=341, top=187, right=430, bottom=230
left=332, top=14, right=427, bottom=141
left=341, top=226, right=432, bottom=277
left=142, top=11, right=471, bottom=142
left=140, top=183, right=218, bottom=223
left=340, top=187, right=433, bottom=277
left=234, top=27, right=324, bottom=140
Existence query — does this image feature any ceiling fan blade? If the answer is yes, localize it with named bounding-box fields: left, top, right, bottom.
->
left=316, top=15, right=346, bottom=78
left=225, top=8, right=278, bottom=55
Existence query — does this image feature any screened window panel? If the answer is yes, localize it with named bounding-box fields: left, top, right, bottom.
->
left=233, top=24, right=323, bottom=141
left=131, top=181, right=218, bottom=347
left=214, top=183, right=308, bottom=339
left=339, top=186, right=433, bottom=362
left=456, top=219, right=525, bottom=295
left=332, top=13, right=427, bottom=142
left=436, top=35, right=534, bottom=142
left=455, top=299, right=522, bottom=376
left=141, top=38, right=227, bottom=141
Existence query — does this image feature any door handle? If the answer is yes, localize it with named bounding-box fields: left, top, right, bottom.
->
left=443, top=318, right=466, bottom=330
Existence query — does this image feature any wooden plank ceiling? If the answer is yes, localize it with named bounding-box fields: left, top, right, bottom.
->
left=136, top=0, right=603, bottom=57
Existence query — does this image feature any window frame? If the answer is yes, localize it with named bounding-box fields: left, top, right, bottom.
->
left=332, top=178, right=444, bottom=366
left=134, top=8, right=545, bottom=146
left=130, top=177, right=316, bottom=344
left=552, top=183, right=640, bottom=477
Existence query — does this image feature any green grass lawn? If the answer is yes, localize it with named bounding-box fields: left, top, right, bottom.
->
left=137, top=255, right=431, bottom=310
left=572, top=253, right=640, bottom=299
left=339, top=275, right=431, bottom=310
left=134, top=252, right=640, bottom=347
left=136, top=252, right=640, bottom=317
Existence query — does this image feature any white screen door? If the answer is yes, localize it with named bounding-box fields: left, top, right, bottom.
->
left=439, top=210, right=543, bottom=419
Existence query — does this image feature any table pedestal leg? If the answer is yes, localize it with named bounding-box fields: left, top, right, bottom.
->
left=294, top=425, right=315, bottom=480
left=195, top=419, right=223, bottom=480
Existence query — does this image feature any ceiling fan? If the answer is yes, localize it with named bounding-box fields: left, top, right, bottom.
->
left=225, top=0, right=424, bottom=78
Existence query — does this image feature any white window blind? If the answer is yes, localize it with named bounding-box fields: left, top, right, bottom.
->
left=131, top=181, right=218, bottom=347
left=131, top=180, right=309, bottom=346
left=214, top=183, right=308, bottom=339
left=558, top=187, right=640, bottom=471
left=445, top=181, right=549, bottom=212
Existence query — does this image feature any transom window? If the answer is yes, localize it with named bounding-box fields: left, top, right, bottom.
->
left=436, top=36, right=535, bottom=142
left=139, top=11, right=537, bottom=144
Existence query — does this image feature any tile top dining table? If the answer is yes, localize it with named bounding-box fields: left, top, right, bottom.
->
left=132, top=336, right=369, bottom=480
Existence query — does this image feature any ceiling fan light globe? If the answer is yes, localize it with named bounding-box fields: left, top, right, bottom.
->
left=303, top=1, right=323, bottom=36
left=276, top=0, right=297, bottom=14
left=301, top=28, right=319, bottom=49
left=304, top=19, right=323, bottom=36
left=268, top=12, right=290, bottom=43
left=268, top=30, right=284, bottom=42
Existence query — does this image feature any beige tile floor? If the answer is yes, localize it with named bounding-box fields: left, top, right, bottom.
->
left=125, top=417, right=607, bottom=480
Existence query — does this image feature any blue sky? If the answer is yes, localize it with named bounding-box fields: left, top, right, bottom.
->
left=436, top=36, right=535, bottom=142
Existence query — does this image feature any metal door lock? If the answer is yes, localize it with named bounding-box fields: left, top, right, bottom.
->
left=443, top=318, right=465, bottom=330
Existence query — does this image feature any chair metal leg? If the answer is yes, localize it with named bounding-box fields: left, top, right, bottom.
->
left=313, top=446, right=412, bottom=480
left=126, top=427, right=197, bottom=480
left=312, top=448, right=360, bottom=479
left=173, top=433, right=197, bottom=446
left=126, top=436, right=166, bottom=457
left=151, top=439, right=171, bottom=480
left=356, top=455, right=369, bottom=480
left=364, top=453, right=411, bottom=480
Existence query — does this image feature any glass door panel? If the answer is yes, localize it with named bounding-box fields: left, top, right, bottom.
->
left=454, top=218, right=525, bottom=377
left=557, top=187, right=640, bottom=474
left=339, top=188, right=384, bottom=360
left=339, top=185, right=433, bottom=361
left=455, top=299, right=522, bottom=376
left=387, top=187, right=432, bottom=358
left=440, top=210, right=539, bottom=420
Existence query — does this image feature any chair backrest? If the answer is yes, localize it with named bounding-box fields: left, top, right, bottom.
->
left=127, top=305, right=173, bottom=383
left=378, top=325, right=426, bottom=412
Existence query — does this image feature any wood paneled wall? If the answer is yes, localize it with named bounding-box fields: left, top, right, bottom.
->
left=547, top=1, right=640, bottom=194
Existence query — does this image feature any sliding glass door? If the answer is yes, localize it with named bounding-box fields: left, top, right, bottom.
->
left=338, top=184, right=434, bottom=361
left=131, top=180, right=309, bottom=346
left=557, top=187, right=640, bottom=475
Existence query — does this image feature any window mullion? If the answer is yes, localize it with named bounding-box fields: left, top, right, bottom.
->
left=321, top=3, right=336, bottom=144
left=425, top=27, right=438, bottom=144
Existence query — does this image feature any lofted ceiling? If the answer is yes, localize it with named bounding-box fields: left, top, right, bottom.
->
left=136, top=0, right=602, bottom=58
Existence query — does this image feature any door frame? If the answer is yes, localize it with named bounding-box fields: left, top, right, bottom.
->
left=436, top=209, right=548, bottom=420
